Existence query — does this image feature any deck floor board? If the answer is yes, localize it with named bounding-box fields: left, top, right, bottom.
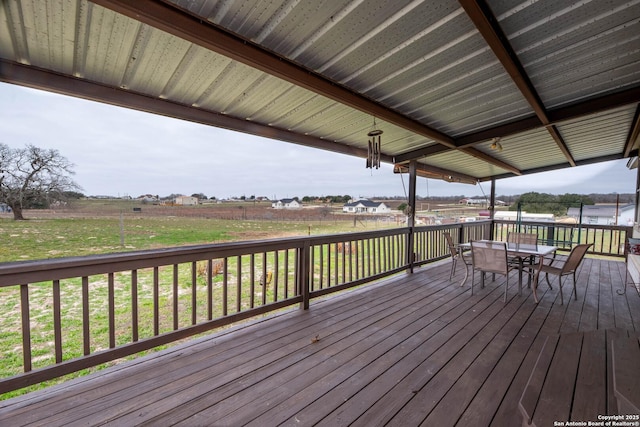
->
left=0, top=257, right=637, bottom=426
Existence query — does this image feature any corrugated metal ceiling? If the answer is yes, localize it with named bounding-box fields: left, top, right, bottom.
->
left=0, top=0, right=639, bottom=185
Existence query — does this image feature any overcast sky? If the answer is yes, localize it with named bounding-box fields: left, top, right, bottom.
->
left=1, top=82, right=636, bottom=200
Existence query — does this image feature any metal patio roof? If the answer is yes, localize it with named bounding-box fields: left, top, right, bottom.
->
left=1, top=0, right=639, bottom=185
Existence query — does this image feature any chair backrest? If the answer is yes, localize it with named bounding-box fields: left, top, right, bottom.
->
left=561, top=243, right=593, bottom=273
left=444, top=232, right=457, bottom=257
left=507, top=232, right=538, bottom=251
left=471, top=240, right=508, bottom=274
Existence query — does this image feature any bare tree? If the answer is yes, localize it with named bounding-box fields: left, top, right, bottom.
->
left=0, top=143, right=81, bottom=220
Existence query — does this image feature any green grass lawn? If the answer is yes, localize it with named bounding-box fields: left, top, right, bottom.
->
left=0, top=214, right=389, bottom=262
left=0, top=205, right=399, bottom=399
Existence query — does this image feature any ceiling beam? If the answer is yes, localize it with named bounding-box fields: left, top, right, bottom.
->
left=484, top=153, right=628, bottom=182
left=393, top=164, right=478, bottom=186
left=623, top=104, right=640, bottom=158
left=90, top=0, right=457, bottom=149
left=0, top=59, right=394, bottom=163
left=393, top=139, right=522, bottom=176
left=456, top=85, right=640, bottom=147
left=458, top=0, right=576, bottom=166
left=393, top=145, right=451, bottom=164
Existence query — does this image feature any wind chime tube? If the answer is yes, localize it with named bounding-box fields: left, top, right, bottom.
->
left=366, top=128, right=383, bottom=169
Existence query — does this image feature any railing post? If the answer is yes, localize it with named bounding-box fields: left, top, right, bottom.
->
left=20, top=284, right=32, bottom=373
left=578, top=202, right=584, bottom=243
left=407, top=227, right=415, bottom=273
left=547, top=224, right=555, bottom=246
left=489, top=178, right=496, bottom=239
left=299, top=241, right=310, bottom=310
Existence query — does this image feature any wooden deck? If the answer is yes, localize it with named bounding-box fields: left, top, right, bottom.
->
left=1, top=257, right=638, bottom=426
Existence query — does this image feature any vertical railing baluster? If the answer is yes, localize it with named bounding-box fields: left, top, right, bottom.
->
left=108, top=273, right=115, bottom=348
left=250, top=254, right=255, bottom=308
left=274, top=251, right=279, bottom=301
left=52, top=280, right=62, bottom=363
left=223, top=258, right=229, bottom=316
left=131, top=270, right=138, bottom=342
left=319, top=245, right=324, bottom=290
left=207, top=260, right=213, bottom=320
left=310, top=246, right=316, bottom=291
left=262, top=252, right=267, bottom=305
left=20, top=284, right=32, bottom=372
left=82, top=276, right=90, bottom=355
left=384, top=235, right=388, bottom=270
left=293, top=248, right=300, bottom=297
left=328, top=243, right=333, bottom=286
left=593, top=229, right=604, bottom=252
left=380, top=236, right=385, bottom=271
left=237, top=255, right=242, bottom=312
left=367, top=239, right=372, bottom=276
left=357, top=240, right=363, bottom=279
left=341, top=241, right=346, bottom=285
left=191, top=262, right=197, bottom=325
left=349, top=241, right=358, bottom=282
left=333, top=242, right=338, bottom=286
left=284, top=250, right=289, bottom=299
left=386, top=235, right=390, bottom=270
left=375, top=238, right=380, bottom=274
left=153, top=267, right=159, bottom=336
left=172, top=264, right=179, bottom=331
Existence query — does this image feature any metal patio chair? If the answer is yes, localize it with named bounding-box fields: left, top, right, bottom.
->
left=444, top=232, right=471, bottom=285
left=533, top=243, right=592, bottom=305
left=471, top=240, right=518, bottom=303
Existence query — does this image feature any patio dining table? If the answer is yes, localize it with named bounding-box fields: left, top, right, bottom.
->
left=458, top=241, right=557, bottom=303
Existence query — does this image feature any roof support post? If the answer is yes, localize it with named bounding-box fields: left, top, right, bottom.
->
left=489, top=178, right=496, bottom=240
left=298, top=241, right=310, bottom=310
left=407, top=160, right=417, bottom=273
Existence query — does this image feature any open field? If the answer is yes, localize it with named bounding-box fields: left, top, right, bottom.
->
left=0, top=199, right=402, bottom=262
left=1, top=199, right=405, bottom=399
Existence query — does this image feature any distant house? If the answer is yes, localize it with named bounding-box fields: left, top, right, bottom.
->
left=459, top=198, right=505, bottom=206
left=175, top=195, right=198, bottom=206
left=342, top=199, right=391, bottom=214
left=271, top=198, right=301, bottom=209
left=459, top=198, right=488, bottom=205
left=494, top=211, right=555, bottom=222
left=567, top=204, right=635, bottom=226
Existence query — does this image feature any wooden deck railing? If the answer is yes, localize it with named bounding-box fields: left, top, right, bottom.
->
left=0, top=224, right=488, bottom=394
left=1, top=219, right=628, bottom=395
left=493, top=220, right=633, bottom=257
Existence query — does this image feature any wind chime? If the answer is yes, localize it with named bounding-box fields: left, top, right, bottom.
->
left=366, top=118, right=383, bottom=169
